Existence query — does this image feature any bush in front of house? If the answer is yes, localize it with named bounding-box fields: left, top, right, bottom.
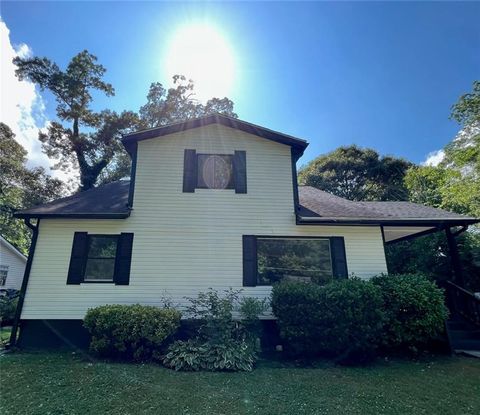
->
left=372, top=273, right=449, bottom=352
left=271, top=279, right=385, bottom=364
left=0, top=292, right=19, bottom=326
left=84, top=304, right=181, bottom=361
left=162, top=289, right=266, bottom=371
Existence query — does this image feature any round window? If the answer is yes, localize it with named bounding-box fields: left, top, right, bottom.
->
left=202, top=155, right=232, bottom=189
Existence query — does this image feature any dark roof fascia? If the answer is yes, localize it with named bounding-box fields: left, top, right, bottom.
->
left=122, top=114, right=309, bottom=156
left=296, top=216, right=479, bottom=227
left=13, top=212, right=130, bottom=220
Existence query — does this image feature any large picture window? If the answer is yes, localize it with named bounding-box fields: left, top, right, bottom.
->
left=84, top=235, right=118, bottom=281
left=257, top=238, right=333, bottom=285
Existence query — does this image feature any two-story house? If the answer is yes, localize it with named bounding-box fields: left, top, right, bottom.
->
left=12, top=114, right=478, bottom=348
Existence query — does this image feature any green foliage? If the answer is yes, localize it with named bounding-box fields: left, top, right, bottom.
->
left=162, top=289, right=264, bottom=371
left=83, top=304, right=181, bottom=361
left=271, top=279, right=385, bottom=364
left=0, top=123, right=65, bottom=253
left=450, top=80, right=480, bottom=128
left=372, top=274, right=449, bottom=351
left=298, top=145, right=412, bottom=201
left=0, top=295, right=18, bottom=326
left=163, top=338, right=256, bottom=372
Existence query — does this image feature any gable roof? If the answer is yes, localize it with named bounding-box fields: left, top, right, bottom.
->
left=298, top=186, right=478, bottom=226
left=122, top=113, right=309, bottom=157
left=14, top=181, right=131, bottom=219
left=14, top=180, right=478, bottom=227
left=0, top=235, right=27, bottom=262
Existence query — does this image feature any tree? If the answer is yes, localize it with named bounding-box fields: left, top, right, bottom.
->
left=298, top=145, right=412, bottom=201
left=13, top=50, right=141, bottom=191
left=0, top=123, right=64, bottom=253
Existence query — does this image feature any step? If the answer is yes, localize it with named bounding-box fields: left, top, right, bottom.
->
left=450, top=339, right=480, bottom=350
left=455, top=350, right=480, bottom=358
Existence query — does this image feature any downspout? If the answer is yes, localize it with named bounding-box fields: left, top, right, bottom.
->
left=9, top=218, right=40, bottom=347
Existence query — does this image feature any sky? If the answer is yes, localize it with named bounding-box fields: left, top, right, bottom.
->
left=1, top=1, right=479, bottom=177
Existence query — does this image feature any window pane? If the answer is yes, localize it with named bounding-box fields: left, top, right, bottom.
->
left=88, top=236, right=117, bottom=258
left=197, top=154, right=234, bottom=189
left=84, top=259, right=115, bottom=280
left=257, top=238, right=333, bottom=285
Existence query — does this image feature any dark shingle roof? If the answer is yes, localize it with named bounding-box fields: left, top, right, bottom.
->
left=14, top=180, right=131, bottom=219
left=14, top=181, right=478, bottom=226
left=298, top=186, right=478, bottom=225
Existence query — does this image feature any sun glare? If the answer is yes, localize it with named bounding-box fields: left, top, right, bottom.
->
left=164, top=23, right=236, bottom=102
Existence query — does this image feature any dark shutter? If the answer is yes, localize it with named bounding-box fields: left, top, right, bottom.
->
left=113, top=233, right=134, bottom=285
left=242, top=235, right=257, bottom=286
left=330, top=237, right=348, bottom=278
left=233, top=151, right=247, bottom=194
left=183, top=149, right=197, bottom=192
left=67, top=232, right=88, bottom=284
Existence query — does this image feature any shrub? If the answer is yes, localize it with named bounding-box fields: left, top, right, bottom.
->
left=372, top=273, right=449, bottom=351
left=163, top=339, right=256, bottom=372
left=271, top=279, right=385, bottom=364
left=162, top=289, right=264, bottom=371
left=0, top=294, right=18, bottom=326
left=84, top=304, right=181, bottom=361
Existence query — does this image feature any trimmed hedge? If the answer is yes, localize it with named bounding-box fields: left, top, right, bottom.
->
left=271, top=278, right=385, bottom=363
left=372, top=273, right=448, bottom=351
left=84, top=304, right=181, bottom=361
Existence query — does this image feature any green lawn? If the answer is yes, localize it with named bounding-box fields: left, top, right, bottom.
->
left=1, top=352, right=479, bottom=415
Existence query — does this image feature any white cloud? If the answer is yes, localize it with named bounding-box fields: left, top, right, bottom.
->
left=423, top=149, right=445, bottom=166
left=0, top=20, right=68, bottom=180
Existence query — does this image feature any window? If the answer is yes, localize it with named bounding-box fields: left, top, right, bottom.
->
left=67, top=232, right=134, bottom=285
left=257, top=238, right=333, bottom=285
left=197, top=154, right=234, bottom=189
left=242, top=236, right=347, bottom=287
left=183, top=149, right=247, bottom=193
left=0, top=265, right=8, bottom=286
left=84, top=235, right=118, bottom=281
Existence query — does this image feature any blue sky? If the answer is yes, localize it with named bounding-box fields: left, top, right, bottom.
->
left=2, top=1, right=479, bottom=167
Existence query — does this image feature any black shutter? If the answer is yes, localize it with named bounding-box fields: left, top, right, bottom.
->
left=67, top=232, right=88, bottom=284
left=242, top=235, right=257, bottom=286
left=330, top=237, right=348, bottom=278
left=183, top=149, right=197, bottom=192
left=113, top=233, right=134, bottom=285
left=233, top=151, right=247, bottom=194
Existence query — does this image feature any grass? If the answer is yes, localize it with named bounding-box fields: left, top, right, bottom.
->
left=1, top=352, right=479, bottom=415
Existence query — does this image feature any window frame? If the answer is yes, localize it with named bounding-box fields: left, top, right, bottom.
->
left=82, top=234, right=119, bottom=283
left=0, top=265, right=8, bottom=286
left=196, top=153, right=235, bottom=190
left=254, top=236, right=334, bottom=286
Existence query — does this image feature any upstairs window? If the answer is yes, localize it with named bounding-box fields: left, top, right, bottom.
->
left=183, top=149, right=247, bottom=193
left=197, top=154, right=234, bottom=190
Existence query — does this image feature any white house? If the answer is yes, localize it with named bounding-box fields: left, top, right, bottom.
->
left=11, top=114, right=478, bottom=348
left=0, top=235, right=27, bottom=292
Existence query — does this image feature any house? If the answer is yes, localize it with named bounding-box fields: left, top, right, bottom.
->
left=11, top=114, right=479, bottom=348
left=0, top=235, right=27, bottom=292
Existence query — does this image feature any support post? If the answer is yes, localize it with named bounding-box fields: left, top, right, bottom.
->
left=445, top=226, right=465, bottom=288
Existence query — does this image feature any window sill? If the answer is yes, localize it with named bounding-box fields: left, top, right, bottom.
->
left=82, top=280, right=115, bottom=284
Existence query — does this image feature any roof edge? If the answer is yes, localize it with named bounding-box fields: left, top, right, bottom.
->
left=122, top=113, right=309, bottom=156
left=297, top=216, right=479, bottom=226
left=13, top=212, right=131, bottom=220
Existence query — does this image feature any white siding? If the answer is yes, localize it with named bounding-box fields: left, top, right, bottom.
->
left=22, top=124, right=388, bottom=319
left=0, top=240, right=26, bottom=290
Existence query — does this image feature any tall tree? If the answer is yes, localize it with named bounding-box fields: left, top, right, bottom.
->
left=13, top=50, right=140, bottom=191
left=0, top=123, right=64, bottom=253
left=298, top=145, right=412, bottom=201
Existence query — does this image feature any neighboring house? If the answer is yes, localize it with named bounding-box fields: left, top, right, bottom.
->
left=0, top=235, right=27, bottom=291
left=11, top=114, right=479, bottom=347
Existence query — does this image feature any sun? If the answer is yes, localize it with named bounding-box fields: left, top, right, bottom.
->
left=164, top=23, right=236, bottom=102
